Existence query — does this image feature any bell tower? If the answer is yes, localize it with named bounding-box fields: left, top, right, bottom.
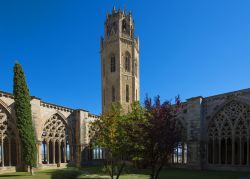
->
left=100, top=7, right=140, bottom=113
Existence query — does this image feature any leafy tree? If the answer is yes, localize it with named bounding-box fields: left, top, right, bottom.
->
left=123, top=102, right=147, bottom=168
left=90, top=103, right=129, bottom=179
left=142, top=95, right=182, bottom=179
left=13, top=63, right=37, bottom=175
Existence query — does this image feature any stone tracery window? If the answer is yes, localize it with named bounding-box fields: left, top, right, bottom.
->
left=0, top=106, right=18, bottom=167
left=172, top=120, right=187, bottom=164
left=207, top=100, right=250, bottom=166
left=41, top=114, right=69, bottom=164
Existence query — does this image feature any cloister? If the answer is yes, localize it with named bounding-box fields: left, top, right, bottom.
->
left=207, top=100, right=250, bottom=166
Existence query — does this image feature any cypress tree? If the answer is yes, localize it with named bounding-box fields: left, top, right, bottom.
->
left=13, top=63, right=37, bottom=175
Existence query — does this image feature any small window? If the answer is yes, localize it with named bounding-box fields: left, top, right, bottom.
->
left=126, top=85, right=129, bottom=102
left=111, top=56, right=116, bottom=72
left=112, top=86, right=115, bottom=102
left=125, top=55, right=130, bottom=72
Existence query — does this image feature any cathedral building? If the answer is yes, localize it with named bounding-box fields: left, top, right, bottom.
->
left=0, top=7, right=249, bottom=172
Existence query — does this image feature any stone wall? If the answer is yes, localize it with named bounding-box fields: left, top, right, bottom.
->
left=0, top=90, right=98, bottom=169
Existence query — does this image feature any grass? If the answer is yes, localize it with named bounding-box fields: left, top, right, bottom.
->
left=0, top=166, right=249, bottom=179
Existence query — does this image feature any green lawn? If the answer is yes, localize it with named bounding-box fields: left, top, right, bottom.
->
left=0, top=167, right=249, bottom=179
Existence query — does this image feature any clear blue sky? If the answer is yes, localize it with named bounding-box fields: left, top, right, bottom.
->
left=1, top=0, right=250, bottom=115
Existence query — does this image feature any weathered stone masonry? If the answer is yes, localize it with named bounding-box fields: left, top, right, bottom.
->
left=0, top=90, right=98, bottom=171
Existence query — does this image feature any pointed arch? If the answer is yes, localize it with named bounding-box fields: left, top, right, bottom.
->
left=124, top=51, right=131, bottom=72
left=0, top=101, right=19, bottom=167
left=41, top=113, right=70, bottom=164
left=0, top=99, right=12, bottom=116
left=207, top=99, right=250, bottom=165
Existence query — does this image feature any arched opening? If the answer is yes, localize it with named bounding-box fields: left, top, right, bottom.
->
left=207, top=100, right=250, bottom=166
left=41, top=114, right=69, bottom=165
left=172, top=119, right=187, bottom=164
left=124, top=52, right=131, bottom=72
left=110, top=55, right=116, bottom=72
left=0, top=104, right=18, bottom=167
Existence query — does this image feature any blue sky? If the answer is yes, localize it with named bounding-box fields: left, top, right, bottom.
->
left=1, top=0, right=250, bottom=115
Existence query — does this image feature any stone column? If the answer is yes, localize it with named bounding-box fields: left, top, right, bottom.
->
left=16, top=140, right=19, bottom=165
left=1, top=137, right=4, bottom=167
left=37, top=141, right=42, bottom=165
left=64, top=142, right=67, bottom=163
left=47, top=142, right=50, bottom=164
left=218, top=139, right=221, bottom=164
left=176, top=145, right=179, bottom=164
left=225, top=139, right=227, bottom=165
left=70, top=146, right=73, bottom=161
left=232, top=138, right=235, bottom=165
left=247, top=138, right=249, bottom=166
left=212, top=139, right=215, bottom=164
left=182, top=143, right=185, bottom=164
left=53, top=141, right=55, bottom=164
left=8, top=140, right=11, bottom=166
left=239, top=138, right=242, bottom=165
left=58, top=142, right=61, bottom=165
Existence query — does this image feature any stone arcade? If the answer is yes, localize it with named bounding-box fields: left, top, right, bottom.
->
left=0, top=91, right=98, bottom=172
left=0, top=7, right=249, bottom=172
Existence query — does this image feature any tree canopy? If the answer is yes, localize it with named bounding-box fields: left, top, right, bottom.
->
left=13, top=63, right=37, bottom=174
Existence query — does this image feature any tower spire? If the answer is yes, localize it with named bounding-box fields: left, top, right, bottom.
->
left=100, top=7, right=140, bottom=113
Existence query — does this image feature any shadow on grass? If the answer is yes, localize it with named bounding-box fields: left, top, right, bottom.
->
left=0, top=175, right=24, bottom=177
left=50, top=168, right=82, bottom=179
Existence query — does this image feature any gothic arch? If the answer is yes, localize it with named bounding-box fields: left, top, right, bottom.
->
left=110, top=53, right=116, bottom=73
left=0, top=99, right=12, bottom=114
left=207, top=100, right=250, bottom=165
left=41, top=113, right=70, bottom=164
left=0, top=102, right=19, bottom=167
left=124, top=51, right=131, bottom=72
left=172, top=117, right=187, bottom=164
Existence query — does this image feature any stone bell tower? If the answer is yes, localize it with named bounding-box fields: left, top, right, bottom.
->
left=100, top=7, right=140, bottom=113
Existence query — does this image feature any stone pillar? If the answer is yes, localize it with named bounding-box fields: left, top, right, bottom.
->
left=47, top=142, right=50, bottom=164
left=176, top=145, right=178, bottom=164
left=53, top=141, right=55, bottom=164
left=58, top=142, right=61, bottom=165
left=186, top=96, right=203, bottom=168
left=232, top=138, right=235, bottom=165
left=8, top=141, right=11, bottom=166
left=239, top=138, right=242, bottom=165
left=1, top=137, right=4, bottom=167
left=247, top=138, right=249, bottom=166
left=182, top=143, right=185, bottom=164
left=70, top=146, right=73, bottom=161
left=218, top=139, right=221, bottom=164
left=64, top=142, right=67, bottom=163
left=37, top=141, right=42, bottom=165
left=16, top=140, right=19, bottom=165
left=225, top=139, right=227, bottom=165
left=212, top=139, right=215, bottom=164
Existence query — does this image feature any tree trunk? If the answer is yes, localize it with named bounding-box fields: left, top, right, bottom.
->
left=116, top=162, right=125, bottom=179
left=30, top=166, right=34, bottom=175
left=155, top=164, right=164, bottom=179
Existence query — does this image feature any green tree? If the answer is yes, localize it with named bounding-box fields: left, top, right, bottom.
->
left=90, top=103, right=128, bottom=179
left=13, top=63, right=37, bottom=175
left=123, top=102, right=148, bottom=168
